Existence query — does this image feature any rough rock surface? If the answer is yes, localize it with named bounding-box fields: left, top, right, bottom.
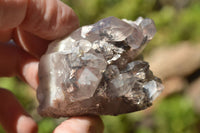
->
left=37, top=17, right=163, bottom=117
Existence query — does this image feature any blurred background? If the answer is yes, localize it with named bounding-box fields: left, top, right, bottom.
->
left=0, top=0, right=200, bottom=132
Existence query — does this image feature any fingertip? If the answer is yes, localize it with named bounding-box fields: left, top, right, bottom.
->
left=15, top=45, right=39, bottom=90
left=0, top=43, right=39, bottom=89
left=13, top=0, right=79, bottom=58
left=54, top=116, right=104, bottom=133
left=17, top=115, right=38, bottom=133
left=0, top=89, right=38, bottom=133
left=22, top=61, right=39, bottom=90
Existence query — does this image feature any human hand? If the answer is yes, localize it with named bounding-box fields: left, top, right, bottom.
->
left=0, top=0, right=104, bottom=133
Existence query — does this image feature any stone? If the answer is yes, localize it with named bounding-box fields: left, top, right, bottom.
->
left=145, top=43, right=200, bottom=80
left=37, top=16, right=163, bottom=117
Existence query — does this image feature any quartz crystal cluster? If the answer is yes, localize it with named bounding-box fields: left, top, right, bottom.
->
left=37, top=17, right=164, bottom=117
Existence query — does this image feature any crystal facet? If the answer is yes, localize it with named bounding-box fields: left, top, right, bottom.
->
left=37, top=16, right=163, bottom=117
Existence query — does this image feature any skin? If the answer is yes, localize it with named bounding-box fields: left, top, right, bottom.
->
left=0, top=0, right=104, bottom=133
